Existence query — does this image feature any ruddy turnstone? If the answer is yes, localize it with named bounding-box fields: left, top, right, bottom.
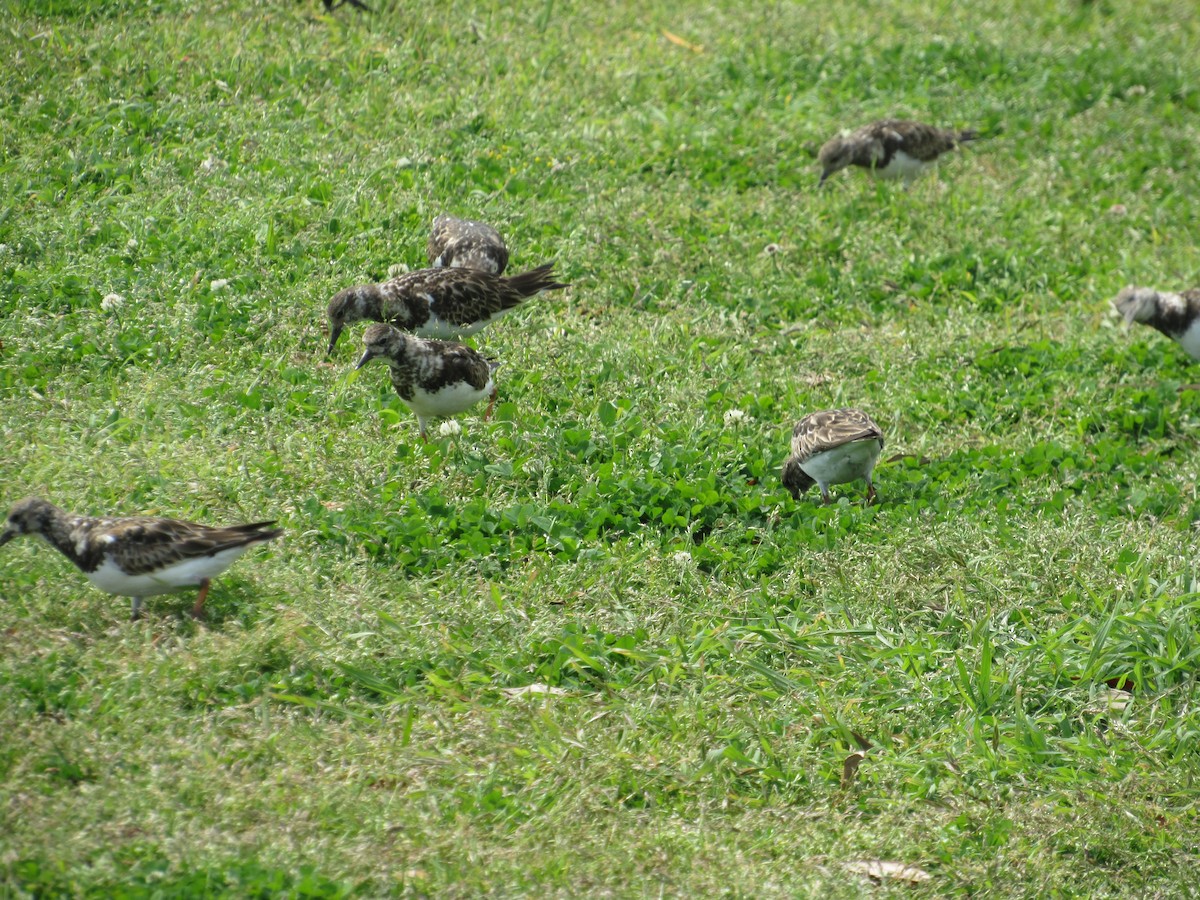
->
left=782, top=408, right=885, bottom=503
left=818, top=119, right=978, bottom=185
left=1112, top=286, right=1200, bottom=362
left=355, top=323, right=499, bottom=441
left=0, top=497, right=282, bottom=620
left=427, top=214, right=509, bottom=275
left=326, top=262, right=568, bottom=354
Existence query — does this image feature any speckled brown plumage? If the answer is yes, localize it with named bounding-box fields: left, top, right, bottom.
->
left=427, top=214, right=509, bottom=275
left=0, top=497, right=282, bottom=619
left=781, top=409, right=885, bottom=503
left=818, top=119, right=977, bottom=184
left=327, top=263, right=568, bottom=354
left=355, top=323, right=500, bottom=440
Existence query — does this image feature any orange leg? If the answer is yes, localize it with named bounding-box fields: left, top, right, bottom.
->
left=866, top=483, right=878, bottom=505
left=191, top=579, right=211, bottom=620
left=484, top=388, right=498, bottom=422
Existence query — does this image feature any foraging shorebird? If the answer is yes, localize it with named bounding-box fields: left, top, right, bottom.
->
left=818, top=119, right=978, bottom=185
left=0, top=497, right=281, bottom=620
left=354, top=323, right=499, bottom=441
left=427, top=214, right=509, bottom=275
left=1112, top=286, right=1200, bottom=362
left=782, top=409, right=885, bottom=503
left=326, top=263, right=568, bottom=354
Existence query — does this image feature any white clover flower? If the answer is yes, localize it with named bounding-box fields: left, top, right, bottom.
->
left=723, top=408, right=747, bottom=427
left=126, top=238, right=138, bottom=250
left=100, top=293, right=125, bottom=312
left=671, top=551, right=693, bottom=566
left=763, top=242, right=782, bottom=256
left=209, top=278, right=229, bottom=292
left=387, top=263, right=410, bottom=279
left=438, top=420, right=463, bottom=437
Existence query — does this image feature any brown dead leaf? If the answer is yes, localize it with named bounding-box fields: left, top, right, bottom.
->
left=841, top=751, right=866, bottom=789
left=662, top=29, right=703, bottom=53
left=886, top=452, right=931, bottom=465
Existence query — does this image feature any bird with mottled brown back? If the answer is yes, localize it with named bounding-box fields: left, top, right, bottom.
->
left=818, top=119, right=978, bottom=185
left=781, top=409, right=885, bottom=504
left=326, top=263, right=568, bottom=355
left=354, top=323, right=500, bottom=441
left=0, top=497, right=282, bottom=620
left=427, top=214, right=509, bottom=275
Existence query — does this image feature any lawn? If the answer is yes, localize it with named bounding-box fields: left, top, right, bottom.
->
left=2, top=0, right=1200, bottom=895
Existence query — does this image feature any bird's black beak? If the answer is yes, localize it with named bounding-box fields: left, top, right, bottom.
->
left=326, top=326, right=343, bottom=357
left=0, top=528, right=15, bottom=548
left=355, top=349, right=374, bottom=370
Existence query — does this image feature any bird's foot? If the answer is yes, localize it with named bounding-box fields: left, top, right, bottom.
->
left=190, top=581, right=210, bottom=621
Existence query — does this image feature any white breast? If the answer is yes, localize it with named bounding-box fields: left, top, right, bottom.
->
left=1178, top=318, right=1200, bottom=362
left=875, top=151, right=932, bottom=180
left=405, top=377, right=495, bottom=418
left=85, top=546, right=256, bottom=597
left=417, top=315, right=492, bottom=340
left=801, top=438, right=883, bottom=487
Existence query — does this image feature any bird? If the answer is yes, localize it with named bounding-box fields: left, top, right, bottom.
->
left=354, top=323, right=500, bottom=441
left=326, top=263, right=568, bottom=355
left=817, top=119, right=978, bottom=185
left=1112, top=286, right=1200, bottom=362
left=0, top=497, right=282, bottom=621
left=781, top=408, right=885, bottom=504
left=427, top=214, right=509, bottom=275
left=322, top=0, right=371, bottom=12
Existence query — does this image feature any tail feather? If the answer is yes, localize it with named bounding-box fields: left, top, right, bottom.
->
left=226, top=521, right=284, bottom=542
left=502, top=262, right=570, bottom=299
left=176, top=521, right=282, bottom=559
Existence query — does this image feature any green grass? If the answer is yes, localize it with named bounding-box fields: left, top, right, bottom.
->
left=3, top=0, right=1200, bottom=895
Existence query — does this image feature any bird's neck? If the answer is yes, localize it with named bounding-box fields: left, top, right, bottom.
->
left=37, top=512, right=93, bottom=572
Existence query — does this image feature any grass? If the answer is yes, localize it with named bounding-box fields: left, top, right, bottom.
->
left=2, top=0, right=1200, bottom=895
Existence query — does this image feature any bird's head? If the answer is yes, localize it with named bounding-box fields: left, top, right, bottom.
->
left=326, top=286, right=382, bottom=356
left=356, top=323, right=407, bottom=370
left=817, top=136, right=854, bottom=185
left=1112, top=286, right=1159, bottom=328
left=0, top=497, right=58, bottom=547
left=781, top=458, right=814, bottom=500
